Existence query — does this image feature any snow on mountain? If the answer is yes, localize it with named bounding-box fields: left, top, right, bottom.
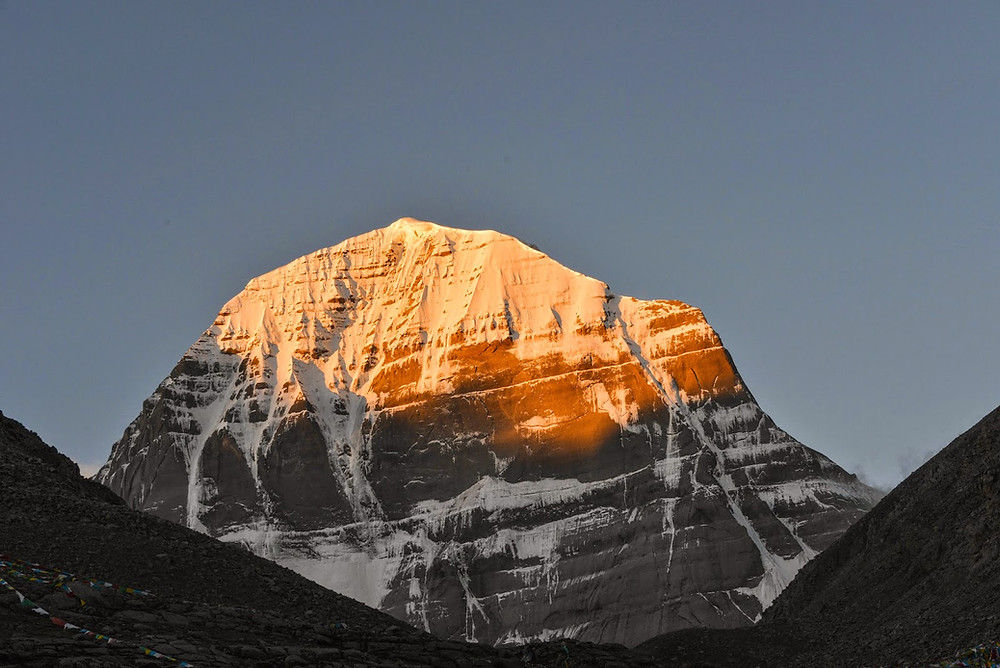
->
left=98, top=218, right=879, bottom=647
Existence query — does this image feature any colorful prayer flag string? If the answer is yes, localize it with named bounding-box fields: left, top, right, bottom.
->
left=940, top=640, right=1000, bottom=668
left=0, top=559, right=193, bottom=666
left=0, top=556, right=152, bottom=596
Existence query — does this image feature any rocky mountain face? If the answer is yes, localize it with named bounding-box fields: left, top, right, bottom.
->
left=636, top=403, right=1000, bottom=666
left=760, top=402, right=1000, bottom=664
left=1, top=409, right=661, bottom=667
left=97, top=218, right=878, bottom=647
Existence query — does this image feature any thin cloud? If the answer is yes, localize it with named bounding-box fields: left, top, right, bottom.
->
left=851, top=463, right=891, bottom=500
left=75, top=460, right=104, bottom=480
left=896, top=447, right=937, bottom=484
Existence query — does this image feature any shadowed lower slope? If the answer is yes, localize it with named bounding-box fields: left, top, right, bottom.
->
left=0, top=410, right=662, bottom=667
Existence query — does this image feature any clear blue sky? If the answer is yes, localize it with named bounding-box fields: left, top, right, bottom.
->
left=2, top=2, right=998, bottom=490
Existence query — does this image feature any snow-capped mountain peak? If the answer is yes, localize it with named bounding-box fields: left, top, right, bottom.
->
left=99, top=218, right=878, bottom=647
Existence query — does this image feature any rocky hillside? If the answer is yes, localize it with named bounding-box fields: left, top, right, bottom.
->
left=97, top=218, right=877, bottom=647
left=763, top=401, right=1000, bottom=664
left=0, top=410, right=660, bottom=667
left=636, top=402, right=1000, bottom=666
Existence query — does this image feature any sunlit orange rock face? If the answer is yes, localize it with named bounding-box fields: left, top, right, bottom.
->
left=99, top=219, right=879, bottom=647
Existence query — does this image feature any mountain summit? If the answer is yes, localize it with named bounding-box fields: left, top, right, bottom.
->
left=98, top=218, right=878, bottom=646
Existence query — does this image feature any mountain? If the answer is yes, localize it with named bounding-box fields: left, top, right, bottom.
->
left=97, top=218, right=878, bottom=647
left=0, top=409, right=465, bottom=666
left=761, top=402, right=1000, bottom=664
left=1, top=409, right=662, bottom=667
left=636, top=403, right=1000, bottom=666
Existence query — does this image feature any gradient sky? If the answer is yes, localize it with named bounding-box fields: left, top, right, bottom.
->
left=2, top=2, right=998, bottom=490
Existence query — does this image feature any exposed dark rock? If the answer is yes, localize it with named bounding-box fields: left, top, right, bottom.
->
left=636, top=402, right=1000, bottom=666
left=1, top=409, right=662, bottom=667
left=763, top=402, right=1000, bottom=665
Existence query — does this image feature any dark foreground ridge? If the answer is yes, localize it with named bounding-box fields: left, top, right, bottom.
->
left=637, top=403, right=1000, bottom=667
left=7, top=399, right=999, bottom=667
left=0, top=410, right=661, bottom=667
